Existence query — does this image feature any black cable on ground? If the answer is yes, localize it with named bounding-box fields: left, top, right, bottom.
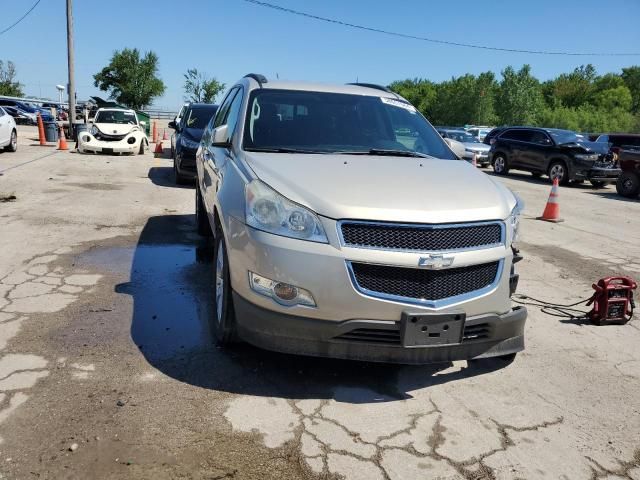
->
left=512, top=294, right=592, bottom=320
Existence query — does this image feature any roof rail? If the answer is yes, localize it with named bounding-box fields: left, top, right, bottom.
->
left=347, top=82, right=392, bottom=93
left=244, top=73, right=268, bottom=86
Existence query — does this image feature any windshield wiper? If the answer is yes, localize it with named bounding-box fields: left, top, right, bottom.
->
left=337, top=148, right=433, bottom=158
left=245, top=147, right=327, bottom=154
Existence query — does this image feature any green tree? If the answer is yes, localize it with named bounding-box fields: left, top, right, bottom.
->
left=183, top=68, right=225, bottom=103
left=621, top=66, right=640, bottom=113
left=496, top=65, right=545, bottom=125
left=0, top=60, right=23, bottom=97
left=542, top=64, right=597, bottom=108
left=388, top=78, right=437, bottom=118
left=93, top=48, right=165, bottom=109
left=592, top=86, right=632, bottom=111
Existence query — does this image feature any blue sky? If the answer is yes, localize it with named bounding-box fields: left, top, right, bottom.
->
left=3, top=0, right=639, bottom=110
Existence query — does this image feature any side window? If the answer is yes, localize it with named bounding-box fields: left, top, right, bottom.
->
left=500, top=130, right=519, bottom=140
left=213, top=88, right=239, bottom=129
left=224, top=88, right=244, bottom=136
left=530, top=131, right=551, bottom=145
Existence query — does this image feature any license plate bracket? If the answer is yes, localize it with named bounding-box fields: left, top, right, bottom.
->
left=102, top=148, right=114, bottom=154
left=400, top=312, right=465, bottom=347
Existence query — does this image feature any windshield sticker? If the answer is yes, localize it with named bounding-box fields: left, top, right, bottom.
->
left=381, top=97, right=417, bottom=113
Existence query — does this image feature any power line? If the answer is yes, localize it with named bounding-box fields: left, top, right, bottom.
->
left=242, top=0, right=640, bottom=57
left=0, top=0, right=42, bottom=36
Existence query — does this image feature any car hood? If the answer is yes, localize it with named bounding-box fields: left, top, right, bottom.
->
left=181, top=127, right=204, bottom=143
left=244, top=153, right=516, bottom=223
left=463, top=142, right=490, bottom=152
left=94, top=123, right=139, bottom=135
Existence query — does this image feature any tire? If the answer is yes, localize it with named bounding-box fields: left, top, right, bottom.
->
left=590, top=180, right=607, bottom=189
left=616, top=172, right=640, bottom=198
left=174, top=157, right=187, bottom=185
left=211, top=231, right=237, bottom=345
left=548, top=160, right=569, bottom=185
left=196, top=186, right=212, bottom=237
left=5, top=130, right=17, bottom=152
left=492, top=153, right=509, bottom=175
left=138, top=140, right=145, bottom=155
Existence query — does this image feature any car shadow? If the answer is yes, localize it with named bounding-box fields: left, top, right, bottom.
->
left=485, top=170, right=606, bottom=190
left=147, top=166, right=194, bottom=189
left=116, top=215, right=514, bottom=404
left=583, top=190, right=638, bottom=203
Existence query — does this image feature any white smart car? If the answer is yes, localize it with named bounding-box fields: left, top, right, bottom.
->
left=77, top=108, right=148, bottom=155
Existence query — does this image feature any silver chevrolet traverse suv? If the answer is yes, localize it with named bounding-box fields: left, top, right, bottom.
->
left=195, top=74, right=526, bottom=364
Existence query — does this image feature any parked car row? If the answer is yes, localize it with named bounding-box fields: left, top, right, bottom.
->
left=0, top=98, right=55, bottom=123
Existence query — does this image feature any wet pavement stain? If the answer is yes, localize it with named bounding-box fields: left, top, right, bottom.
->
left=79, top=243, right=213, bottom=361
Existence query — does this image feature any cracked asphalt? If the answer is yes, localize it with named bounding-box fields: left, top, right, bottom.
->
left=0, top=125, right=639, bottom=479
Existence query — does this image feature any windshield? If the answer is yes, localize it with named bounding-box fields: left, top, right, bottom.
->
left=185, top=106, right=218, bottom=130
left=95, top=110, right=137, bottom=125
left=446, top=131, right=479, bottom=143
left=548, top=129, right=580, bottom=145
left=242, top=89, right=455, bottom=159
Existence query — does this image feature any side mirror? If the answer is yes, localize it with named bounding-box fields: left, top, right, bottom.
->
left=211, top=125, right=231, bottom=148
left=168, top=120, right=177, bottom=130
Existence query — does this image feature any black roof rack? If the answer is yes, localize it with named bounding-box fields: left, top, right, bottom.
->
left=347, top=82, right=392, bottom=93
left=244, top=73, right=268, bottom=86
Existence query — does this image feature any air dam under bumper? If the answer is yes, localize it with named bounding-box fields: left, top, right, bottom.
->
left=233, top=292, right=526, bottom=364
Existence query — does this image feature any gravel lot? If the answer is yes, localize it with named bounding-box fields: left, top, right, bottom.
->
left=0, top=125, right=638, bottom=479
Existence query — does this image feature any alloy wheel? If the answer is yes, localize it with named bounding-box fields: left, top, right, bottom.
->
left=11, top=131, right=17, bottom=150
left=494, top=156, right=505, bottom=173
left=549, top=164, right=564, bottom=181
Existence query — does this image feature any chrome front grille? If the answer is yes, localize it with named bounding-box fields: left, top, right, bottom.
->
left=339, top=221, right=503, bottom=252
left=349, top=261, right=501, bottom=305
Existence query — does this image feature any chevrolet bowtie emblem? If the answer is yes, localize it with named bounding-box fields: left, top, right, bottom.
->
left=418, top=254, right=454, bottom=269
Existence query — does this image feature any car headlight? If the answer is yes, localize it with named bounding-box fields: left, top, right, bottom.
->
left=90, top=125, right=99, bottom=136
left=180, top=136, right=199, bottom=150
left=245, top=180, right=328, bottom=243
left=508, top=192, right=524, bottom=243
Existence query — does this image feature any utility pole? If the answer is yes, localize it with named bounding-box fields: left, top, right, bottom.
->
left=66, top=0, right=76, bottom=126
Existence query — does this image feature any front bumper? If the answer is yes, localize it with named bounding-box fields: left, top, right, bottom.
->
left=463, top=152, right=490, bottom=165
left=77, top=133, right=142, bottom=154
left=233, top=292, right=526, bottom=364
left=586, top=166, right=621, bottom=183
left=176, top=149, right=197, bottom=179
left=224, top=217, right=525, bottom=363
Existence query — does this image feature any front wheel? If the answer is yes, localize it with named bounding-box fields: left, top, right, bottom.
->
left=548, top=161, right=569, bottom=185
left=616, top=172, right=640, bottom=198
left=173, top=157, right=187, bottom=185
left=590, top=180, right=607, bottom=189
left=196, top=186, right=212, bottom=237
left=138, top=140, right=145, bottom=155
left=211, top=232, right=237, bottom=345
left=492, top=154, right=509, bottom=175
left=5, top=130, right=17, bottom=152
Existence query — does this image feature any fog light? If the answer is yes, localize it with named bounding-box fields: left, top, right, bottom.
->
left=249, top=272, right=316, bottom=307
left=82, top=135, right=90, bottom=142
left=127, top=137, right=136, bottom=144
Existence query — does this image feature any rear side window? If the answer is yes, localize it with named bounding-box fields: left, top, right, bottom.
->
left=611, top=135, right=640, bottom=147
left=500, top=129, right=533, bottom=142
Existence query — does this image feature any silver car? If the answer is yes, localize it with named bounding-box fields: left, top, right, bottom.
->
left=438, top=129, right=491, bottom=167
left=195, top=74, right=526, bottom=364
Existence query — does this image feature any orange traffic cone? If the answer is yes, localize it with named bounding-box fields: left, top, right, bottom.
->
left=154, top=140, right=163, bottom=157
left=162, top=129, right=169, bottom=141
left=57, top=126, right=69, bottom=151
left=152, top=121, right=158, bottom=143
left=537, top=177, right=564, bottom=223
left=37, top=113, right=46, bottom=145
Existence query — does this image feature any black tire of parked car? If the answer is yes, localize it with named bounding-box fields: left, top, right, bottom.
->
left=616, top=172, right=640, bottom=198
left=492, top=153, right=509, bottom=175
left=138, top=140, right=145, bottom=155
left=211, top=228, right=238, bottom=345
left=173, top=157, right=188, bottom=185
left=547, top=160, right=569, bottom=185
left=5, top=130, right=17, bottom=152
left=590, top=180, right=607, bottom=189
left=196, top=186, right=212, bottom=237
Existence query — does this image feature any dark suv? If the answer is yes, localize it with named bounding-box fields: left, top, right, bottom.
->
left=168, top=103, right=218, bottom=184
left=489, top=127, right=620, bottom=186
